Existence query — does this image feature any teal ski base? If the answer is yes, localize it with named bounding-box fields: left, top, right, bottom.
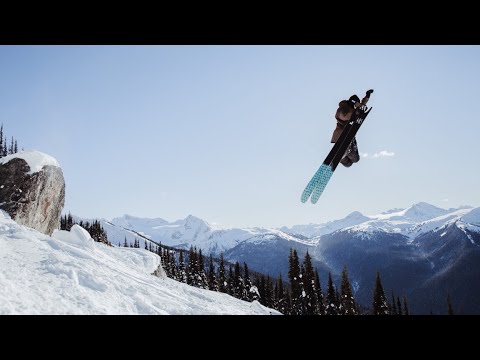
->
left=310, top=164, right=333, bottom=203
left=301, top=164, right=334, bottom=203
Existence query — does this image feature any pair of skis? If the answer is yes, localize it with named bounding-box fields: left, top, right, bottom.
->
left=301, top=105, right=372, bottom=204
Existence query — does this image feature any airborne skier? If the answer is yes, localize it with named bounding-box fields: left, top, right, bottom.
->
left=332, top=89, right=374, bottom=167
left=301, top=89, right=374, bottom=204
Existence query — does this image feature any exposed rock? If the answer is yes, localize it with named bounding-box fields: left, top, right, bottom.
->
left=0, top=151, right=65, bottom=235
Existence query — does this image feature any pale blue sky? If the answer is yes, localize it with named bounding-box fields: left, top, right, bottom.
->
left=1, top=45, right=479, bottom=228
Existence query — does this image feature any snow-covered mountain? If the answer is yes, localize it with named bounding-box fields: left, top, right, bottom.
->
left=281, top=211, right=371, bottom=238
left=105, top=214, right=307, bottom=255
left=0, top=210, right=278, bottom=315
left=283, top=202, right=476, bottom=240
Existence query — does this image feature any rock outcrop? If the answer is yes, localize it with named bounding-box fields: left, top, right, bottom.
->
left=0, top=151, right=65, bottom=235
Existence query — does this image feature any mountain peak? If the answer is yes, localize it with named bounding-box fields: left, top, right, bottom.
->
left=111, top=214, right=168, bottom=229
left=346, top=211, right=365, bottom=219
left=403, top=202, right=447, bottom=221
left=184, top=215, right=211, bottom=229
left=411, top=202, right=442, bottom=210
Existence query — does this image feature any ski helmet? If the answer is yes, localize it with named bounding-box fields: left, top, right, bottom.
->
left=349, top=95, right=360, bottom=104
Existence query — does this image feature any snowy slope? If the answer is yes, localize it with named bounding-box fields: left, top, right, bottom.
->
left=0, top=211, right=279, bottom=315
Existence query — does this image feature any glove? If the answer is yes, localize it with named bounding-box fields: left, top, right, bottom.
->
left=366, top=89, right=374, bottom=97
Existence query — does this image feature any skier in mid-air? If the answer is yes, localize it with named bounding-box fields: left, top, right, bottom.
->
left=331, top=89, right=374, bottom=167
left=301, top=89, right=374, bottom=203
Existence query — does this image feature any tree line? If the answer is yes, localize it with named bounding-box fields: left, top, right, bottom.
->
left=60, top=213, right=111, bottom=246
left=136, top=240, right=412, bottom=315
left=0, top=124, right=21, bottom=157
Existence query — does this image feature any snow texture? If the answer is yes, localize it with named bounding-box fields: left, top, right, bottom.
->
left=0, top=150, right=60, bottom=175
left=0, top=211, right=280, bottom=315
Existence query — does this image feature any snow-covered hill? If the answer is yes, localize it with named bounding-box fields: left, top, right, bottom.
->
left=0, top=210, right=278, bottom=315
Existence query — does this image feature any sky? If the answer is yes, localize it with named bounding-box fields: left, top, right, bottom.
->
left=1, top=45, right=480, bottom=229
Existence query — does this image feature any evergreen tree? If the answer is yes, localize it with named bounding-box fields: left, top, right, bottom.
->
left=169, top=251, right=178, bottom=280
left=187, top=247, right=197, bottom=285
left=217, top=253, right=227, bottom=293
left=197, top=249, right=208, bottom=289
left=177, top=251, right=187, bottom=283
left=3, top=136, right=7, bottom=157
left=403, top=294, right=409, bottom=315
left=0, top=125, right=3, bottom=158
left=163, top=250, right=171, bottom=277
left=123, top=237, right=128, bottom=247
left=14, top=140, right=18, bottom=154
left=372, top=272, right=389, bottom=315
left=66, top=213, right=74, bottom=231
left=284, top=288, right=292, bottom=315
left=207, top=254, right=218, bottom=291
left=232, top=261, right=244, bottom=298
left=243, top=263, right=254, bottom=301
left=335, top=289, right=341, bottom=311
left=447, top=294, right=454, bottom=315
left=118, top=241, right=121, bottom=247
left=227, top=264, right=234, bottom=295
left=276, top=274, right=287, bottom=314
left=9, top=136, right=14, bottom=155
left=303, top=251, right=316, bottom=315
left=396, top=296, right=402, bottom=315
left=390, top=291, right=398, bottom=315
left=325, top=272, right=339, bottom=315
left=273, top=282, right=279, bottom=309
left=264, top=276, right=274, bottom=308
left=340, top=265, right=357, bottom=315
left=288, top=248, right=302, bottom=315
left=314, top=270, right=325, bottom=315
left=257, top=275, right=266, bottom=304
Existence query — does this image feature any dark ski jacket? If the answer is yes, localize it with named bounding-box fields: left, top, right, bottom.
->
left=331, top=94, right=370, bottom=143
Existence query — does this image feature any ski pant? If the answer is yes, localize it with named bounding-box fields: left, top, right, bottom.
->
left=340, top=137, right=360, bottom=167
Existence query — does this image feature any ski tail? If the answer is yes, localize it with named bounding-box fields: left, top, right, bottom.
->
left=301, top=165, right=323, bottom=203
left=310, top=164, right=334, bottom=204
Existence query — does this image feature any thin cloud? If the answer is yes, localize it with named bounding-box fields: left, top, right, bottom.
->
left=372, top=150, right=395, bottom=158
left=361, top=150, right=395, bottom=159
